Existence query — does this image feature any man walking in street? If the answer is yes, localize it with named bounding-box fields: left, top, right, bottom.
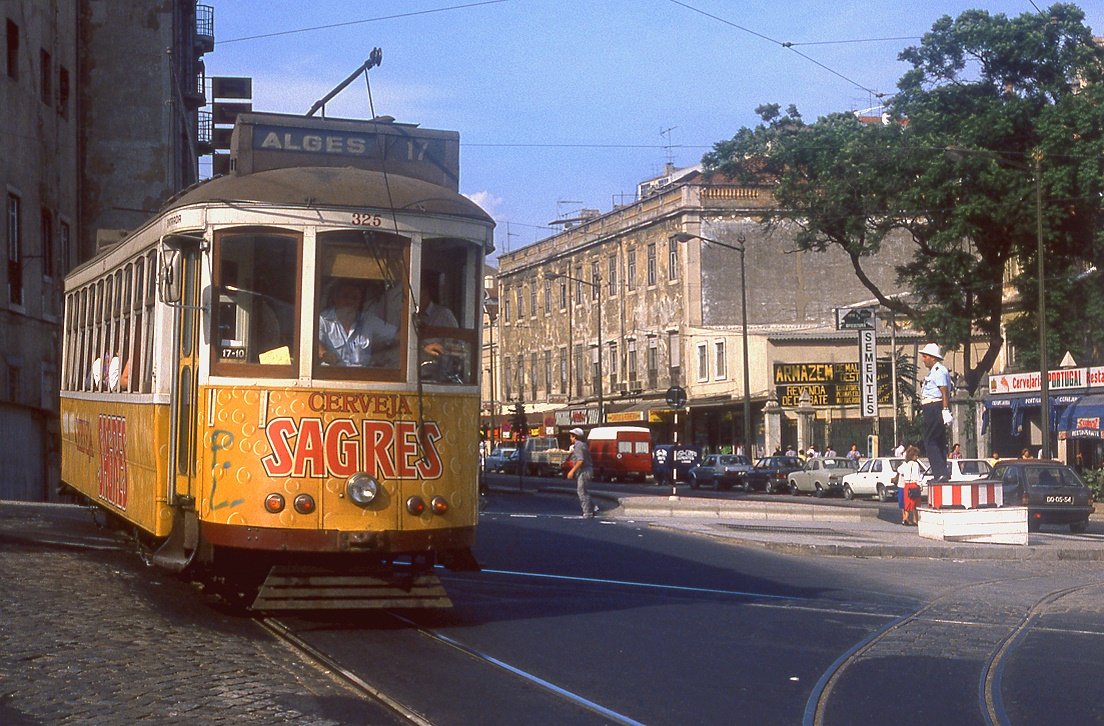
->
left=566, top=427, right=597, bottom=518
left=919, top=343, right=953, bottom=482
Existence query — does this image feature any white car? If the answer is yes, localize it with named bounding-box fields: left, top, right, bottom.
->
left=841, top=457, right=905, bottom=501
left=921, top=458, right=993, bottom=496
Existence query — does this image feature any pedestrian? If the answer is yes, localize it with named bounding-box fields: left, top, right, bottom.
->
left=893, top=445, right=924, bottom=526
left=773, top=445, right=783, bottom=456
left=990, top=451, right=1001, bottom=467
left=847, top=443, right=861, bottom=462
left=1020, top=448, right=1033, bottom=460
left=806, top=444, right=819, bottom=458
left=824, top=445, right=837, bottom=457
left=894, top=441, right=906, bottom=457
left=950, top=443, right=962, bottom=459
left=918, top=343, right=953, bottom=482
left=785, top=444, right=797, bottom=457
left=566, top=427, right=597, bottom=518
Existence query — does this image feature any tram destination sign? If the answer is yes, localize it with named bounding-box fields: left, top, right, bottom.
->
left=774, top=361, right=892, bottom=408
left=232, top=112, right=461, bottom=190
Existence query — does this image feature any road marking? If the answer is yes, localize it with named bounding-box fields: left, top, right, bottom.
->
left=479, top=567, right=811, bottom=601
left=389, top=612, right=645, bottom=726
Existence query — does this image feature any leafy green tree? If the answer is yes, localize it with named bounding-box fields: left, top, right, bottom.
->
left=705, top=4, right=1104, bottom=393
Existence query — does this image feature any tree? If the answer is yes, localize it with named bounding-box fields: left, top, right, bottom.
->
left=705, top=4, right=1104, bottom=393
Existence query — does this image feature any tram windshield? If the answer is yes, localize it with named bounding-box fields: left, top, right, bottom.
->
left=211, top=228, right=481, bottom=385
left=315, top=231, right=409, bottom=380
left=212, top=230, right=300, bottom=373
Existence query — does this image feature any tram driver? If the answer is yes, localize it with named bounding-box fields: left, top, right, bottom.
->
left=317, top=278, right=397, bottom=367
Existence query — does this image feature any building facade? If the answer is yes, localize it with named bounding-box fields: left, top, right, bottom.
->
left=494, top=170, right=915, bottom=456
left=1, top=0, right=212, bottom=500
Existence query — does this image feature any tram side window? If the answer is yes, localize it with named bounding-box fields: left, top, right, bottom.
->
left=213, top=232, right=299, bottom=371
left=315, top=232, right=408, bottom=377
left=419, top=238, right=480, bottom=385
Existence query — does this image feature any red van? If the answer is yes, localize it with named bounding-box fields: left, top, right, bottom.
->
left=586, top=426, right=653, bottom=482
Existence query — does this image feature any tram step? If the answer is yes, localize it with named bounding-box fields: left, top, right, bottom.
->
left=251, top=566, right=453, bottom=610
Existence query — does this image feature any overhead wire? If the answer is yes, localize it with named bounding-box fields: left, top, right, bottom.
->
left=219, top=0, right=510, bottom=44
left=666, top=0, right=894, bottom=100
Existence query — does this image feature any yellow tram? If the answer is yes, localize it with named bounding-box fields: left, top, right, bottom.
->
left=59, top=112, right=493, bottom=609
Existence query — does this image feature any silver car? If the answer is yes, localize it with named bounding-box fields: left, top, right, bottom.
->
left=788, top=457, right=858, bottom=497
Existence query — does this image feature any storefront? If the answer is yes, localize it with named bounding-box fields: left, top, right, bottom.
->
left=1057, top=393, right=1104, bottom=470
left=984, top=365, right=1104, bottom=462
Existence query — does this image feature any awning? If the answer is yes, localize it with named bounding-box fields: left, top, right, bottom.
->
left=983, top=392, right=1081, bottom=437
left=1057, top=394, right=1104, bottom=439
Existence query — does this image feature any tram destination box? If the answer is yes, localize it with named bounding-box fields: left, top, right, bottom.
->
left=230, top=112, right=460, bottom=191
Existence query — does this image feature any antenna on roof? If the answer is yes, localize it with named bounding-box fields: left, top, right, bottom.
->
left=660, top=126, right=678, bottom=170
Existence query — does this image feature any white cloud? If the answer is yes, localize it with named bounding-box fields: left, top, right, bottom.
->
left=464, top=191, right=504, bottom=219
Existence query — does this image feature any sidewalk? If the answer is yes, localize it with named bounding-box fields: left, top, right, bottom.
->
left=524, top=482, right=1104, bottom=561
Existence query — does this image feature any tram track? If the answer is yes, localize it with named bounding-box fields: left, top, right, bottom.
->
left=258, top=616, right=432, bottom=725
left=803, top=575, right=1104, bottom=726
left=259, top=607, right=646, bottom=725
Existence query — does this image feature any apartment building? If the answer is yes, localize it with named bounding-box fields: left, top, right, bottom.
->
left=494, top=168, right=915, bottom=455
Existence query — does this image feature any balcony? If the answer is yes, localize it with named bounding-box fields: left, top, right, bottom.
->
left=195, top=5, right=215, bottom=54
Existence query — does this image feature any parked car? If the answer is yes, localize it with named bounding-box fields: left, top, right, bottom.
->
left=688, top=454, right=753, bottom=490
left=743, top=456, right=805, bottom=494
left=920, top=458, right=993, bottom=496
left=840, top=457, right=905, bottom=501
left=499, top=449, right=522, bottom=474
left=787, top=457, right=858, bottom=497
left=990, top=460, right=1094, bottom=532
left=484, top=446, right=518, bottom=472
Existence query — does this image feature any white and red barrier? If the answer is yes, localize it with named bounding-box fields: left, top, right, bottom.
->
left=928, top=481, right=1003, bottom=509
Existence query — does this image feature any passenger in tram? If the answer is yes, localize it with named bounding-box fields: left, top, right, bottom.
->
left=317, top=279, right=397, bottom=367
left=417, top=271, right=462, bottom=381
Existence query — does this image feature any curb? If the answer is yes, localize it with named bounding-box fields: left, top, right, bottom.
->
left=646, top=523, right=1104, bottom=561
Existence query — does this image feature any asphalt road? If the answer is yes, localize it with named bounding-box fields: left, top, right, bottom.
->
left=275, top=489, right=1104, bottom=725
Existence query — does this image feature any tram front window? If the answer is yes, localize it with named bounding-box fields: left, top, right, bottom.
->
left=418, top=238, right=480, bottom=386
left=315, top=232, right=408, bottom=380
left=212, top=231, right=299, bottom=373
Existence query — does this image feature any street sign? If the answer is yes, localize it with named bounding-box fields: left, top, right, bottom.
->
left=859, top=329, right=878, bottom=418
left=665, top=385, right=687, bottom=409
left=836, top=306, right=877, bottom=331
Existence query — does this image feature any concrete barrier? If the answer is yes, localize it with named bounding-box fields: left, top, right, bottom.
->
left=917, top=506, right=1028, bottom=545
left=616, top=496, right=880, bottom=523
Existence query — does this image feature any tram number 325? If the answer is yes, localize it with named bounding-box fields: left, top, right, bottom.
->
left=351, top=212, right=384, bottom=227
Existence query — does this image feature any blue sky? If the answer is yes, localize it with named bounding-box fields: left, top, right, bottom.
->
left=204, top=1, right=1104, bottom=261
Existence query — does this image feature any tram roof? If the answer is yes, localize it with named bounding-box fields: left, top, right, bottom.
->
left=163, top=166, right=494, bottom=225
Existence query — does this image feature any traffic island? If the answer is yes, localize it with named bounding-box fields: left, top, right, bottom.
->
left=917, top=505, right=1029, bottom=545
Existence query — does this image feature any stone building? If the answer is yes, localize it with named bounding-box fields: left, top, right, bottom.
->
left=1, top=0, right=212, bottom=500
left=494, top=168, right=917, bottom=455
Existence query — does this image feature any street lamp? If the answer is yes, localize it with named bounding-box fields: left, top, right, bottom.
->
left=669, top=232, right=753, bottom=456
left=946, top=147, right=1050, bottom=458
left=545, top=270, right=604, bottom=424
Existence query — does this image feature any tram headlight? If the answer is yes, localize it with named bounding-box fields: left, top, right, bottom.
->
left=346, top=473, right=380, bottom=506
left=430, top=496, right=449, bottom=515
